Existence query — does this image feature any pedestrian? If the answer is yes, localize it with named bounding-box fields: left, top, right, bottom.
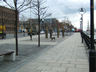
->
left=30, top=27, right=32, bottom=40
left=29, top=32, right=32, bottom=40
left=23, top=30, right=25, bottom=36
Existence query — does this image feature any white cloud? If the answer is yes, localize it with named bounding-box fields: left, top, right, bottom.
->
left=1, top=0, right=96, bottom=30
left=47, top=0, right=96, bottom=30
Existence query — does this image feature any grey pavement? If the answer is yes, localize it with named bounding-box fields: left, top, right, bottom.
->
left=12, top=33, right=89, bottom=72
left=0, top=32, right=71, bottom=72
left=5, top=33, right=28, bottom=39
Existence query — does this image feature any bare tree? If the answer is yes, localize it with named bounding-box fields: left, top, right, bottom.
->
left=3, top=0, right=33, bottom=12
left=32, top=0, right=50, bottom=47
left=3, top=0, right=34, bottom=55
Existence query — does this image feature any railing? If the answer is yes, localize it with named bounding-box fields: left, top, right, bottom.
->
left=81, top=31, right=91, bottom=49
left=81, top=31, right=96, bottom=72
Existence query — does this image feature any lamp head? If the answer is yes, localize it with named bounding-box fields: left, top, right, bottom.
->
left=80, top=8, right=86, bottom=14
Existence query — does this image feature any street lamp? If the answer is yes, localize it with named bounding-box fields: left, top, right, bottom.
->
left=89, top=0, right=95, bottom=72
left=79, top=8, right=86, bottom=31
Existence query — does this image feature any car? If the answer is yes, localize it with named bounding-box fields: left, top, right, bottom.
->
left=40, top=31, right=45, bottom=34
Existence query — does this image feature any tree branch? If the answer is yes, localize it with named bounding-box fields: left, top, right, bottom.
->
left=17, top=0, right=25, bottom=9
left=32, top=10, right=38, bottom=15
left=18, top=0, right=33, bottom=10
left=19, top=6, right=33, bottom=13
left=4, top=1, right=15, bottom=9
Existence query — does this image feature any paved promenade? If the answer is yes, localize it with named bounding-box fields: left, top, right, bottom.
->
left=11, top=33, right=89, bottom=72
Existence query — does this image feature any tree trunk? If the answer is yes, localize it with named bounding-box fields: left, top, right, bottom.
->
left=57, top=28, right=59, bottom=38
left=15, top=0, right=18, bottom=56
left=38, top=15, right=40, bottom=47
left=45, top=27, right=48, bottom=38
left=38, top=1, right=40, bottom=47
left=62, top=28, right=64, bottom=37
left=50, top=29, right=52, bottom=38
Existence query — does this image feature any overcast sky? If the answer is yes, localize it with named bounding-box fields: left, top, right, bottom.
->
left=0, top=0, right=96, bottom=30
left=46, top=0, right=96, bottom=30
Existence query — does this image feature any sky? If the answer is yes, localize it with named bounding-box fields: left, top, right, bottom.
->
left=0, top=0, right=96, bottom=31
left=46, top=0, right=96, bottom=31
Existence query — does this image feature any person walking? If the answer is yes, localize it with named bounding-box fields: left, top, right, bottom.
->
left=29, top=27, right=32, bottom=40
left=27, top=28, right=32, bottom=40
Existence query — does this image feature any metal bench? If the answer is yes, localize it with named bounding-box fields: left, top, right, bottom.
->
left=0, top=50, right=15, bottom=61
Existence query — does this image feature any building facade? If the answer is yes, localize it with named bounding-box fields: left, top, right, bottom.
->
left=0, top=6, right=17, bottom=34
left=19, top=18, right=60, bottom=33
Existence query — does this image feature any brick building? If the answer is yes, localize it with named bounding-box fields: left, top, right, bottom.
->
left=19, top=18, right=60, bottom=33
left=0, top=6, right=18, bottom=33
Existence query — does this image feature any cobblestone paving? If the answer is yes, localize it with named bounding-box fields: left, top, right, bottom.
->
left=14, top=33, right=89, bottom=72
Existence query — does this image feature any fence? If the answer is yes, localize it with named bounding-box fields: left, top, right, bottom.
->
left=81, top=31, right=91, bottom=49
left=80, top=31, right=96, bottom=72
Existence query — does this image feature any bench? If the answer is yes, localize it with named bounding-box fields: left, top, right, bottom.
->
left=0, top=50, right=15, bottom=61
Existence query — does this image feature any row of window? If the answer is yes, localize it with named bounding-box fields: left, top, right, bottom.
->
left=0, top=19, right=15, bottom=25
left=0, top=9, right=15, bottom=19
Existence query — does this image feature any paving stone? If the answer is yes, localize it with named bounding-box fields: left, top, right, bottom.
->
left=76, top=64, right=89, bottom=69
left=61, top=64, right=75, bottom=68
left=51, top=67, right=66, bottom=72
left=1, top=33, right=89, bottom=72
left=67, top=68, right=89, bottom=72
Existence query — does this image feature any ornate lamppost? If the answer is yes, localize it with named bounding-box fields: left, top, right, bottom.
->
left=89, top=0, right=95, bottom=72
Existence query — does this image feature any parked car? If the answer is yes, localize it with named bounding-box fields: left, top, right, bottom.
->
left=40, top=31, right=45, bottom=34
